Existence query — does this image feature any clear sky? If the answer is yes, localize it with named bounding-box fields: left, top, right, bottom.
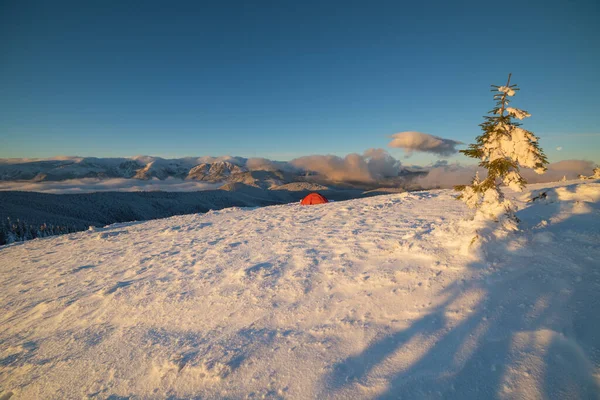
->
left=1, top=0, right=598, bottom=164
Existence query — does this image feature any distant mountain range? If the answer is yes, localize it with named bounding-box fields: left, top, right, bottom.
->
left=0, top=157, right=236, bottom=182
left=0, top=156, right=427, bottom=191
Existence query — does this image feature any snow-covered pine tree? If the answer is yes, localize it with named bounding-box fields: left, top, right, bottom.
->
left=594, top=167, right=600, bottom=179
left=456, top=74, right=548, bottom=226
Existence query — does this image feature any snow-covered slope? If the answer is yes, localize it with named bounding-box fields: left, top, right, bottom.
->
left=1, top=181, right=599, bottom=399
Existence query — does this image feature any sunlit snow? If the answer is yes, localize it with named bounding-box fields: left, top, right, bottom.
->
left=1, top=180, right=599, bottom=399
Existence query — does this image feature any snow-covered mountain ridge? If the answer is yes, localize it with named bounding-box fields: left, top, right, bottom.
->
left=0, top=157, right=256, bottom=183
left=0, top=156, right=418, bottom=193
left=1, top=180, right=599, bottom=399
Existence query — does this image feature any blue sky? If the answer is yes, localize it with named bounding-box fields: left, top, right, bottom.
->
left=1, top=0, right=598, bottom=165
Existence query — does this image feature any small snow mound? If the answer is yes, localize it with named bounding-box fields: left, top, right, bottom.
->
left=526, top=183, right=600, bottom=204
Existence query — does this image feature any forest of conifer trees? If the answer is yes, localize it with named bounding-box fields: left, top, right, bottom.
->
left=0, top=217, right=79, bottom=245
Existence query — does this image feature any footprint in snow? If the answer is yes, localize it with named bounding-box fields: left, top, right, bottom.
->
left=71, top=265, right=96, bottom=273
left=244, top=262, right=276, bottom=277
left=208, top=238, right=224, bottom=246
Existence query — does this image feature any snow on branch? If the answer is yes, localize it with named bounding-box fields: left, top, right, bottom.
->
left=505, top=107, right=530, bottom=120
left=497, top=86, right=516, bottom=96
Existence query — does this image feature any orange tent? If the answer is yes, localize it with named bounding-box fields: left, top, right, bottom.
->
left=300, top=192, right=329, bottom=205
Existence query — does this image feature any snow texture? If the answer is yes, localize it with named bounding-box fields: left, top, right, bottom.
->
left=1, top=180, right=600, bottom=399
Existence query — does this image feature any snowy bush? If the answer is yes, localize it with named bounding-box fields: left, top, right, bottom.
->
left=456, top=74, right=548, bottom=225
left=578, top=168, right=600, bottom=180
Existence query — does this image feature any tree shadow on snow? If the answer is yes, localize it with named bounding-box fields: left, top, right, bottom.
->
left=321, top=187, right=600, bottom=399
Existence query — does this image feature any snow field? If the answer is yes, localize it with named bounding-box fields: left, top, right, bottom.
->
left=0, top=181, right=599, bottom=399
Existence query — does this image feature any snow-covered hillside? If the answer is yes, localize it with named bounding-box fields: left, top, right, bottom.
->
left=1, top=181, right=599, bottom=399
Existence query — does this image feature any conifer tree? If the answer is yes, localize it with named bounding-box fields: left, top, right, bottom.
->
left=456, top=74, right=548, bottom=224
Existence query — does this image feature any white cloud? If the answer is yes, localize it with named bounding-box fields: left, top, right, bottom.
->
left=414, top=164, right=480, bottom=188
left=363, top=148, right=402, bottom=180
left=413, top=159, right=596, bottom=189
left=388, top=131, right=463, bottom=157
left=556, top=147, right=563, bottom=151
left=0, top=177, right=221, bottom=194
left=290, top=149, right=401, bottom=183
left=535, top=160, right=595, bottom=181
left=246, top=158, right=299, bottom=173
left=291, top=153, right=373, bottom=183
